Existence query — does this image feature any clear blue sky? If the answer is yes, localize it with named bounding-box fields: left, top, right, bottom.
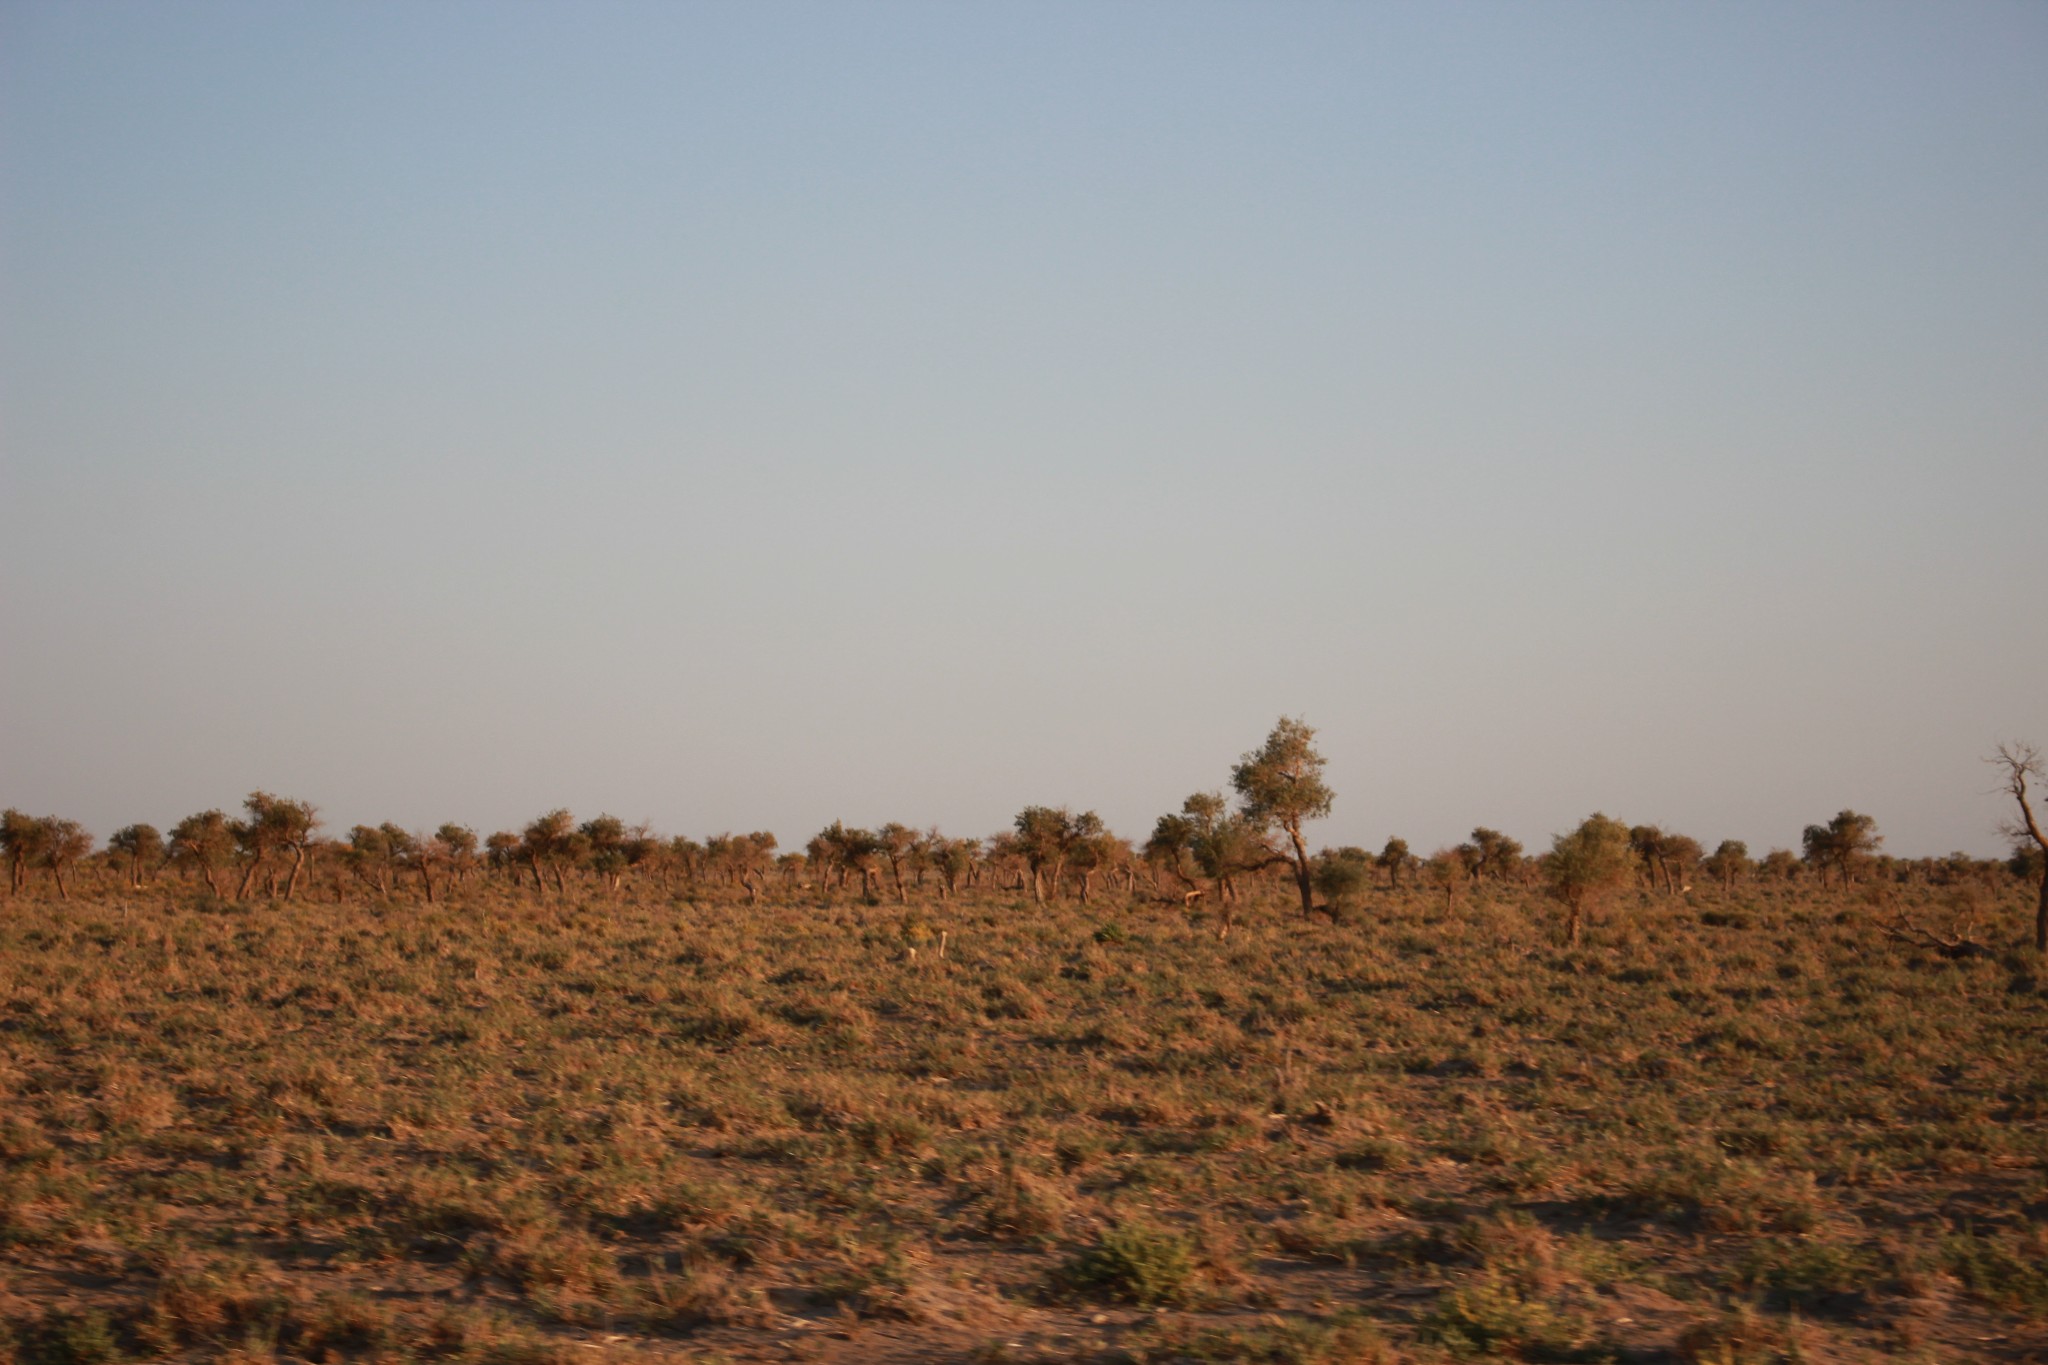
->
left=4, top=1, right=2044, bottom=858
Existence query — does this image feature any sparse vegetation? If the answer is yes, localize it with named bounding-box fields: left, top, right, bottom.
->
left=2, top=733, right=2044, bottom=1360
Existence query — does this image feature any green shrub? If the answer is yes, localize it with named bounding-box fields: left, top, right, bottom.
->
left=1727, top=1237, right=1881, bottom=1311
left=1416, top=1272, right=1606, bottom=1360
left=1945, top=1226, right=2048, bottom=1318
left=23, top=1310, right=125, bottom=1365
left=1059, top=1221, right=1200, bottom=1306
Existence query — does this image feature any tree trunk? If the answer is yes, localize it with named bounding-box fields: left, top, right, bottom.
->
left=2013, top=781, right=2048, bottom=953
left=1030, top=868, right=1044, bottom=905
left=2035, top=862, right=2047, bottom=954
left=1288, top=826, right=1314, bottom=918
left=284, top=845, right=308, bottom=901
left=236, top=856, right=262, bottom=900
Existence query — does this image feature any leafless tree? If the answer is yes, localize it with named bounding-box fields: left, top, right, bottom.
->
left=1991, top=742, right=2048, bottom=953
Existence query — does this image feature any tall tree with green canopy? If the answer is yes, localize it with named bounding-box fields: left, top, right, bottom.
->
left=725, top=831, right=778, bottom=904
left=876, top=822, right=919, bottom=904
left=108, top=824, right=164, bottom=889
left=2, top=810, right=48, bottom=896
left=581, top=814, right=631, bottom=897
left=35, top=818, right=92, bottom=900
left=230, top=792, right=320, bottom=900
left=1377, top=836, right=1413, bottom=889
left=1801, top=811, right=1881, bottom=888
left=437, top=824, right=480, bottom=890
left=1468, top=828, right=1523, bottom=881
left=1704, top=840, right=1752, bottom=889
left=168, top=810, right=235, bottom=896
left=346, top=824, right=399, bottom=897
left=1144, top=813, right=1200, bottom=895
left=522, top=809, right=578, bottom=895
left=1231, top=717, right=1335, bottom=918
left=1012, top=806, right=1103, bottom=904
left=1179, top=792, right=1273, bottom=907
left=812, top=822, right=882, bottom=899
left=1544, top=812, right=1634, bottom=945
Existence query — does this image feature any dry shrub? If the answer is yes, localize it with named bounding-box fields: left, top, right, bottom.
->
left=470, top=1219, right=618, bottom=1297
left=633, top=1261, right=776, bottom=1332
left=139, top=1252, right=290, bottom=1352
left=1674, top=1304, right=1807, bottom=1364
left=957, top=1155, right=1070, bottom=1244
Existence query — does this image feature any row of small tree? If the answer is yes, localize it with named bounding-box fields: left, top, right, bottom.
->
left=6, top=728, right=2045, bottom=951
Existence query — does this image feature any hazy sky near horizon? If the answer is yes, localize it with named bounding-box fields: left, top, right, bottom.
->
left=4, top=2, right=2045, bottom=858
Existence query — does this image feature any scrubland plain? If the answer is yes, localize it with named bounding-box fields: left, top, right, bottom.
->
left=0, top=873, right=2043, bottom=1364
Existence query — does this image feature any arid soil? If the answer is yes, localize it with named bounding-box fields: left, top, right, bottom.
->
left=1, top=876, right=2043, bottom=1362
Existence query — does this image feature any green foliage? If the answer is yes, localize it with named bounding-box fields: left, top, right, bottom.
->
left=20, top=1309, right=124, bottom=1365
left=1729, top=1238, right=1882, bottom=1310
left=1944, top=1224, right=2048, bottom=1317
left=1800, top=811, right=1881, bottom=886
left=106, top=824, right=163, bottom=885
left=1059, top=1221, right=1200, bottom=1306
left=1312, top=847, right=1371, bottom=906
left=1185, top=797, right=1271, bottom=885
left=1469, top=828, right=1524, bottom=880
left=166, top=809, right=235, bottom=893
left=1417, top=1272, right=1605, bottom=1360
left=1706, top=839, right=1753, bottom=887
left=1377, top=837, right=1413, bottom=886
left=1545, top=813, right=1634, bottom=940
left=1230, top=716, right=1335, bottom=837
